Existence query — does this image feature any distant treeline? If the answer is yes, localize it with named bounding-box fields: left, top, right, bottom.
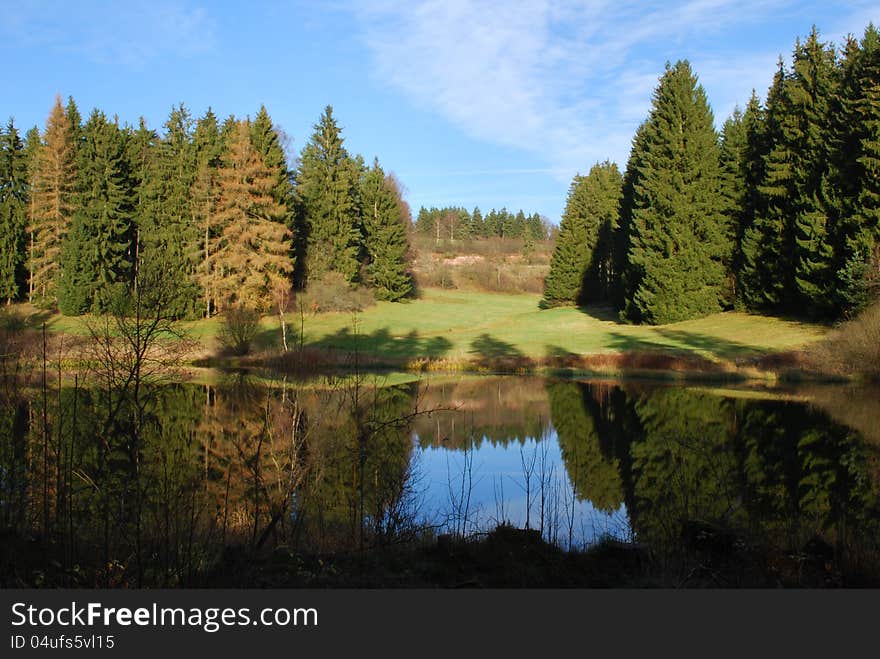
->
left=414, top=206, right=553, bottom=243
left=544, top=25, right=880, bottom=324
left=0, top=103, right=413, bottom=318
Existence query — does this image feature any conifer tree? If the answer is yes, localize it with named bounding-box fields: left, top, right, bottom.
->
left=613, top=122, right=649, bottom=313
left=732, top=93, right=769, bottom=309
left=295, top=106, right=361, bottom=284
left=360, top=159, right=412, bottom=301
left=718, top=108, right=747, bottom=306
left=739, top=62, right=793, bottom=310
left=191, top=109, right=224, bottom=317
left=59, top=110, right=134, bottom=314
left=28, top=97, right=77, bottom=308
left=622, top=61, right=729, bottom=324
left=205, top=120, right=292, bottom=312
left=0, top=120, right=28, bottom=303
left=127, top=117, right=158, bottom=283
left=789, top=29, right=838, bottom=317
left=471, top=207, right=484, bottom=237
left=250, top=105, right=297, bottom=285
left=543, top=161, right=621, bottom=307
left=829, top=25, right=880, bottom=312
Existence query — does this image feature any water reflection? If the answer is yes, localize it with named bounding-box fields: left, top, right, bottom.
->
left=1, top=373, right=878, bottom=586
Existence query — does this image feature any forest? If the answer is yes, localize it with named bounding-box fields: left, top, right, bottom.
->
left=544, top=25, right=880, bottom=325
left=0, top=103, right=413, bottom=322
left=0, top=24, right=878, bottom=345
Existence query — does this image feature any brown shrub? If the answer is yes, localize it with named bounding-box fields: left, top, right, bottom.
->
left=300, top=272, right=376, bottom=313
left=807, top=300, right=880, bottom=379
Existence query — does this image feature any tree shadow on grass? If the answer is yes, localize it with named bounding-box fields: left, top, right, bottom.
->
left=309, top=326, right=453, bottom=361
left=575, top=304, right=624, bottom=323
left=653, top=328, right=766, bottom=360
left=469, top=333, right=535, bottom=371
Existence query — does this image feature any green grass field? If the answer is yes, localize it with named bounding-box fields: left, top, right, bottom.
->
left=292, top=288, right=827, bottom=364
left=6, top=287, right=829, bottom=367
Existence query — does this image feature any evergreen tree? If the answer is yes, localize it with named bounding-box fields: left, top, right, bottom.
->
left=829, top=25, right=880, bottom=313
left=471, top=207, right=484, bottom=237
left=127, top=117, right=158, bottom=280
left=28, top=97, right=77, bottom=308
left=191, top=108, right=224, bottom=317
left=739, top=62, right=794, bottom=310
left=359, top=159, right=412, bottom=301
left=205, top=120, right=293, bottom=312
left=23, top=126, right=40, bottom=303
left=295, top=106, right=361, bottom=284
left=613, top=122, right=649, bottom=313
left=622, top=61, right=729, bottom=324
left=543, top=161, right=621, bottom=307
left=789, top=29, right=839, bottom=317
left=732, top=92, right=769, bottom=309
left=718, top=108, right=747, bottom=307
left=0, top=120, right=28, bottom=302
left=526, top=212, right=545, bottom=241
left=59, top=110, right=134, bottom=314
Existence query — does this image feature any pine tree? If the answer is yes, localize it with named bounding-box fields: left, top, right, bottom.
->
left=612, top=122, right=649, bottom=313
left=295, top=106, right=361, bottom=284
left=23, top=126, right=40, bottom=303
left=829, top=25, right=880, bottom=313
left=622, top=61, right=729, bottom=324
left=789, top=29, right=839, bottom=317
left=471, top=207, right=484, bottom=238
left=732, top=92, right=769, bottom=309
left=59, top=110, right=134, bottom=314
left=360, top=159, right=412, bottom=301
left=739, top=62, right=794, bottom=310
left=191, top=108, right=224, bottom=317
left=127, top=117, right=157, bottom=283
left=28, top=97, right=77, bottom=308
left=526, top=212, right=545, bottom=241
left=543, top=161, right=621, bottom=307
left=0, top=120, right=28, bottom=303
left=718, top=108, right=747, bottom=307
left=205, top=120, right=293, bottom=312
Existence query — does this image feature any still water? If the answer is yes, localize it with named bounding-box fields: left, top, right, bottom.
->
left=2, top=373, right=879, bottom=586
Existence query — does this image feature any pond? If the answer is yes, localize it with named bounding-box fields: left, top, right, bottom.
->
left=1, top=372, right=879, bottom=587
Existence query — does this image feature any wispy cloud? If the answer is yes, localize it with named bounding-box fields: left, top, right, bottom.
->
left=352, top=0, right=864, bottom=178
left=2, top=1, right=216, bottom=69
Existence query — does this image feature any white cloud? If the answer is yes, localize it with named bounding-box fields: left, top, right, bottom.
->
left=352, top=0, right=863, bottom=179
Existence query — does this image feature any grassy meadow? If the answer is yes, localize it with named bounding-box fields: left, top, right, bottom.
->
left=4, top=287, right=831, bottom=375
left=291, top=288, right=827, bottom=368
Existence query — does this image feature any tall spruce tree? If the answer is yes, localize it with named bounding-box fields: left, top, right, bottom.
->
left=829, top=25, right=880, bottom=313
left=732, top=92, right=769, bottom=309
left=137, top=104, right=202, bottom=318
left=613, top=122, right=649, bottom=313
left=127, top=117, right=158, bottom=277
left=718, top=108, right=747, bottom=307
left=59, top=110, right=134, bottom=314
left=788, top=29, right=838, bottom=317
left=360, top=159, right=412, bottom=301
left=0, top=120, right=28, bottom=303
left=295, top=106, right=361, bottom=284
left=192, top=108, right=224, bottom=317
left=739, top=62, right=794, bottom=310
left=543, top=161, right=622, bottom=307
left=621, top=61, right=729, bottom=324
left=205, top=120, right=292, bottom=312
left=28, top=97, right=77, bottom=308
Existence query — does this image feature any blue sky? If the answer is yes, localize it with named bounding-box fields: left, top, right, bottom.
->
left=2, top=1, right=875, bottom=224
